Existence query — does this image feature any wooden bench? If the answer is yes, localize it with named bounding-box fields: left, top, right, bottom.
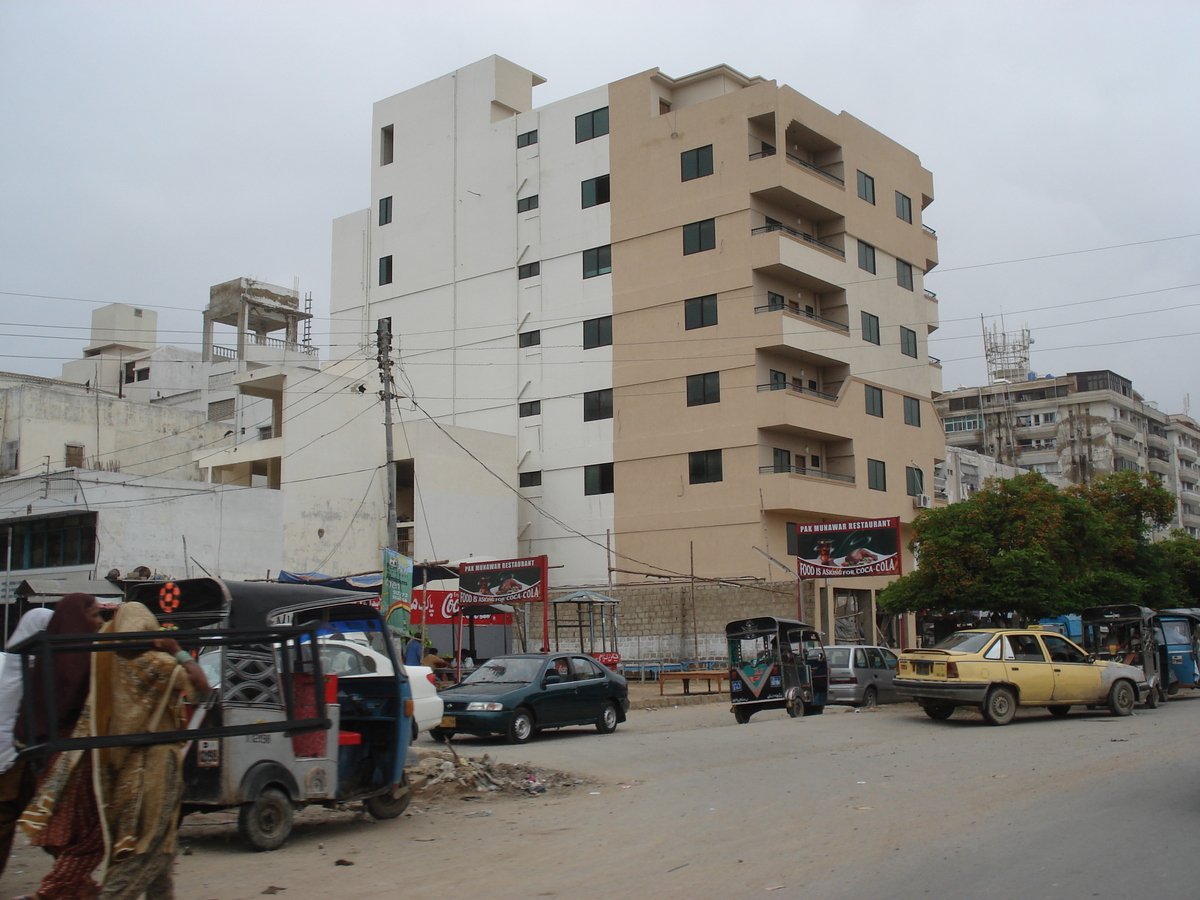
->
left=659, top=670, right=729, bottom=696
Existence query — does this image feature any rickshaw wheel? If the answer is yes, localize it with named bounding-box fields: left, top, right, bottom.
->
left=1145, top=686, right=1160, bottom=709
left=365, top=773, right=412, bottom=820
left=238, top=787, right=293, bottom=852
left=786, top=698, right=802, bottom=718
left=733, top=706, right=751, bottom=724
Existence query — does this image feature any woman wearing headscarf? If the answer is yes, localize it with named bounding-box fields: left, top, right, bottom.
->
left=16, top=593, right=106, bottom=899
left=0, top=607, right=53, bottom=878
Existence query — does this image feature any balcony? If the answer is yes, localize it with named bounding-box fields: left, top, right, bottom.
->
left=1109, top=418, right=1138, bottom=438
left=759, top=463, right=854, bottom=484
left=754, top=297, right=849, bottom=334
left=751, top=222, right=844, bottom=259
left=757, top=381, right=839, bottom=403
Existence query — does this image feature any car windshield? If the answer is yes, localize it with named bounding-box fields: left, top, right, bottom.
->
left=826, top=648, right=851, bottom=667
left=932, top=631, right=995, bottom=654
left=462, top=657, right=542, bottom=685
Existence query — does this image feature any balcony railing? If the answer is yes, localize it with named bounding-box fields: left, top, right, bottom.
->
left=748, top=146, right=846, bottom=187
left=213, top=337, right=319, bottom=359
left=759, top=464, right=855, bottom=484
left=922, top=224, right=937, bottom=236
left=212, top=345, right=237, bottom=361
left=924, top=288, right=937, bottom=300
left=756, top=381, right=839, bottom=403
left=928, top=356, right=942, bottom=366
left=751, top=222, right=845, bottom=258
left=753, top=300, right=850, bottom=333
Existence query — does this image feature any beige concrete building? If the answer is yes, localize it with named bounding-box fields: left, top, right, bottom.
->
left=329, top=57, right=944, bottom=638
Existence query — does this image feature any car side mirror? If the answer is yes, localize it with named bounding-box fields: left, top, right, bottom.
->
left=1086, top=654, right=1096, bottom=664
left=544, top=672, right=563, bottom=685
left=806, top=650, right=823, bottom=662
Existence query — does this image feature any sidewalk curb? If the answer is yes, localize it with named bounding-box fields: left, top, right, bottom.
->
left=630, top=692, right=730, bottom=710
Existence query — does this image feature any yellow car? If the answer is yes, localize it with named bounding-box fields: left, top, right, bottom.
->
left=895, top=628, right=1150, bottom=725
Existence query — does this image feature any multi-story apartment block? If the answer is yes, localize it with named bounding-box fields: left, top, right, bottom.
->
left=329, top=56, right=944, bottom=588
left=936, top=371, right=1200, bottom=537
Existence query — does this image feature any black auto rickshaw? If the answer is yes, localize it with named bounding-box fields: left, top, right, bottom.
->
left=726, top=616, right=828, bottom=723
left=1081, top=605, right=1165, bottom=707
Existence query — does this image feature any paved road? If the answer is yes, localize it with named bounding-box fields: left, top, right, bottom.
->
left=5, top=695, right=1197, bottom=899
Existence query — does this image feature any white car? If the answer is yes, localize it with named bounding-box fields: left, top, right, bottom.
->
left=318, top=639, right=444, bottom=738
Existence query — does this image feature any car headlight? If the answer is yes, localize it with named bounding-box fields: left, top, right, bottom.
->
left=466, top=702, right=504, bottom=711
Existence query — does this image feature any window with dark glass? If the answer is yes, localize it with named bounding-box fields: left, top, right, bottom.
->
left=0, top=513, right=97, bottom=571
left=868, top=459, right=886, bottom=492
left=857, top=170, right=875, bottom=204
left=135, top=368, right=149, bottom=382
left=379, top=196, right=392, bottom=226
left=518, top=330, right=541, bottom=348
left=585, top=462, right=614, bottom=495
left=896, top=191, right=912, bottom=223
left=581, top=175, right=610, bottom=208
left=517, top=194, right=539, bottom=213
left=519, top=471, right=542, bottom=488
left=583, top=245, right=612, bottom=278
left=906, top=466, right=925, bottom=497
left=689, top=449, right=723, bottom=484
left=683, top=219, right=716, bottom=255
left=904, top=395, right=921, bottom=427
left=681, top=145, right=714, bottom=181
left=684, top=294, right=717, bottom=330
left=518, top=261, right=540, bottom=279
left=897, top=259, right=914, bottom=291
left=517, top=129, right=538, bottom=148
left=583, top=316, right=612, bottom=349
left=786, top=522, right=800, bottom=557
left=862, top=311, right=880, bottom=345
left=900, top=326, right=918, bottom=358
left=773, top=447, right=791, bottom=473
left=379, top=255, right=393, bottom=285
left=686, top=371, right=720, bottom=407
left=575, top=107, right=609, bottom=143
left=858, top=240, right=876, bottom=274
left=518, top=400, right=541, bottom=417
left=766, top=291, right=786, bottom=311
left=769, top=370, right=787, bottom=390
left=865, top=385, right=883, bottom=418
left=584, top=388, right=613, bottom=421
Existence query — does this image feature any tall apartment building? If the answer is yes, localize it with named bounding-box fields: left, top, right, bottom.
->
left=329, top=56, right=944, bottom=587
left=936, top=371, right=1200, bottom=537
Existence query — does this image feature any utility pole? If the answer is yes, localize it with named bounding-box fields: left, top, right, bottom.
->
left=376, top=318, right=398, bottom=552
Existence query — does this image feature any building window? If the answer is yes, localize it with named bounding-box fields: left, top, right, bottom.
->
left=786, top=522, right=800, bottom=557
left=773, top=447, right=791, bottom=473
left=681, top=145, right=714, bottom=181
left=900, top=326, right=918, bottom=358
left=518, top=400, right=541, bottom=417
left=896, top=191, right=912, bottom=223
left=518, top=330, right=541, bottom=348
left=519, top=470, right=542, bottom=488
left=583, top=245, right=612, bottom=278
left=64, top=443, right=85, bottom=469
left=583, top=316, right=612, bottom=349
left=865, top=385, right=883, bottom=418
left=380, top=124, right=394, bottom=166
left=517, top=129, right=538, bottom=148
left=518, top=261, right=540, bottom=279
left=379, top=196, right=392, bottom=226
left=904, top=395, right=921, bottom=427
left=683, top=219, right=716, bottom=255
left=857, top=240, right=876, bottom=274
left=0, top=513, right=97, bottom=571
left=897, top=259, right=914, bottom=291
left=686, top=371, right=720, bottom=407
left=689, top=449, right=723, bottom=484
left=943, top=414, right=981, bottom=433
left=769, top=370, right=787, bottom=390
left=585, top=462, right=614, bottom=495
left=575, top=107, right=609, bottom=143
left=765, top=291, right=787, bottom=312
left=517, top=194, right=539, bottom=213
left=584, top=388, right=613, bottom=421
left=684, top=294, right=718, bottom=330
left=581, top=175, right=610, bottom=208
left=123, top=362, right=136, bottom=384
left=867, top=458, right=886, bottom=492
left=906, top=466, right=925, bottom=497
left=379, top=255, right=393, bottom=285
left=135, top=367, right=149, bottom=382
left=862, top=311, right=880, bottom=345
left=857, top=170, right=875, bottom=204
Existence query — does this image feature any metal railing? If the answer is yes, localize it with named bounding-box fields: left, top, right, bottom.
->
left=923, top=224, right=937, bottom=236
left=756, top=382, right=839, bottom=402
left=928, top=356, right=941, bottom=366
left=758, top=464, right=855, bottom=484
left=751, top=222, right=845, bottom=258
left=924, top=288, right=938, bottom=300
left=785, top=152, right=845, bottom=186
left=749, top=147, right=777, bottom=161
left=753, top=301, right=849, bottom=333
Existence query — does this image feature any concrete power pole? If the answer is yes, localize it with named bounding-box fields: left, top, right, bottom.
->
left=377, top=318, right=398, bottom=552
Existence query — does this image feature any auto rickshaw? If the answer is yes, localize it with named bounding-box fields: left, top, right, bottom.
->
left=1080, top=605, right=1165, bottom=707
left=128, top=578, right=415, bottom=850
left=726, top=616, right=828, bottom=723
left=1154, top=608, right=1200, bottom=694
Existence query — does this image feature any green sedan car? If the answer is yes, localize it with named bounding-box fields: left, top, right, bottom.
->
left=432, top=653, right=630, bottom=743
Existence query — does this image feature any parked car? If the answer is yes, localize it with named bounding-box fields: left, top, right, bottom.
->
left=895, top=628, right=1150, bottom=725
left=826, top=645, right=900, bottom=707
left=433, top=653, right=629, bottom=743
left=318, top=639, right=444, bottom=738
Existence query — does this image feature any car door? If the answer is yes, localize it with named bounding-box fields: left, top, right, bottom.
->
left=530, top=656, right=577, bottom=727
left=1041, top=635, right=1103, bottom=703
left=864, top=648, right=889, bottom=699
left=569, top=656, right=607, bottom=721
left=1002, top=633, right=1055, bottom=702
left=877, top=648, right=899, bottom=701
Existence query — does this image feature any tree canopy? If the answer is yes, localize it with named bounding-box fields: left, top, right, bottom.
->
left=877, top=471, right=1199, bottom=619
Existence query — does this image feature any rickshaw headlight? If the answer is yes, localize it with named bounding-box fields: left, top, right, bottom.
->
left=467, top=702, right=504, bottom=711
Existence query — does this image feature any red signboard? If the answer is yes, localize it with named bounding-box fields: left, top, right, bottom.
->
left=593, top=651, right=621, bottom=671
left=795, top=518, right=902, bottom=578
left=410, top=589, right=511, bottom=626
left=459, top=556, right=549, bottom=652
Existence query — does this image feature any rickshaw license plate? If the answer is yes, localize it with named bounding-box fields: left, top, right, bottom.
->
left=440, top=716, right=456, bottom=728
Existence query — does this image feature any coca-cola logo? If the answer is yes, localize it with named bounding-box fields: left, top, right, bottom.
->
left=441, top=594, right=461, bottom=619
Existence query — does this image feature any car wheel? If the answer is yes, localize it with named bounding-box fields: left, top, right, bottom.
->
left=1107, top=680, right=1135, bottom=717
left=596, top=701, right=619, bottom=734
left=364, top=773, right=411, bottom=820
left=429, top=727, right=455, bottom=742
left=860, top=686, right=878, bottom=709
left=733, top=705, right=751, bottom=724
left=923, top=703, right=955, bottom=721
left=238, top=787, right=293, bottom=852
left=1047, top=705, right=1071, bottom=717
left=982, top=686, right=1017, bottom=726
left=506, top=708, right=535, bottom=744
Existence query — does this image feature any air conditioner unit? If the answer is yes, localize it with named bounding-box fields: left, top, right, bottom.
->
left=913, top=494, right=932, bottom=509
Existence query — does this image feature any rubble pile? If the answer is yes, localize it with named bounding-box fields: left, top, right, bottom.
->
left=410, top=748, right=589, bottom=800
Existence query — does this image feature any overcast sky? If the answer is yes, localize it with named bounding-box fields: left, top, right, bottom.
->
left=2, top=1, right=1197, bottom=413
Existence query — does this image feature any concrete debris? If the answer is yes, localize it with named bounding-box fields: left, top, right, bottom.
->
left=409, top=749, right=589, bottom=799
